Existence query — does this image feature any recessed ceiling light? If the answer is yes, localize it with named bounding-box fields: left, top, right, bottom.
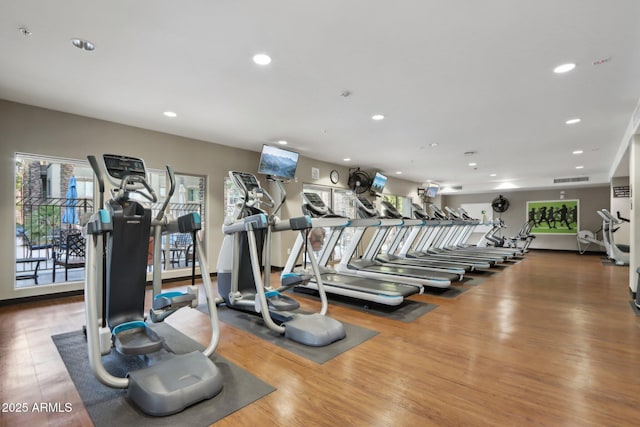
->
left=429, top=143, right=438, bottom=147
left=163, top=111, right=177, bottom=118
left=495, top=182, right=519, bottom=190
left=575, top=165, right=584, bottom=169
left=343, top=158, right=351, bottom=162
left=489, top=173, right=497, bottom=177
left=572, top=150, right=583, bottom=155
left=565, top=118, right=581, bottom=125
left=371, top=114, right=385, bottom=121
left=277, top=140, right=288, bottom=145
left=554, top=63, right=576, bottom=74
left=71, top=38, right=95, bottom=51
left=252, top=53, right=271, bottom=65
left=395, top=171, right=402, bottom=175
left=468, top=162, right=477, bottom=167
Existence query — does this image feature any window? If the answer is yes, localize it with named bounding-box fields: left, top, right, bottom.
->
left=146, top=170, right=206, bottom=271
left=380, top=194, right=413, bottom=252
left=14, top=154, right=206, bottom=290
left=301, top=184, right=356, bottom=262
left=224, top=177, right=243, bottom=219
left=15, top=154, right=94, bottom=288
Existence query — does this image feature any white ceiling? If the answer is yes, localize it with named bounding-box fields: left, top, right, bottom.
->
left=2, top=1, right=640, bottom=193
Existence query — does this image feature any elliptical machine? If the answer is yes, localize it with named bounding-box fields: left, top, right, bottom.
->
left=598, top=209, right=630, bottom=266
left=216, top=170, right=345, bottom=346
left=83, top=154, right=223, bottom=416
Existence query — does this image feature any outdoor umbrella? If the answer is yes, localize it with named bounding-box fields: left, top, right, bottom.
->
left=62, top=175, right=78, bottom=226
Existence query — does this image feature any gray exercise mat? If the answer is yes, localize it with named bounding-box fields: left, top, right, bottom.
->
left=199, top=304, right=378, bottom=364
left=458, top=276, right=485, bottom=286
left=291, top=288, right=438, bottom=322
left=52, top=322, right=275, bottom=426
left=421, top=284, right=471, bottom=298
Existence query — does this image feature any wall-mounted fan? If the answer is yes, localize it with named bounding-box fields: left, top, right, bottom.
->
left=348, top=168, right=372, bottom=194
left=491, top=195, right=510, bottom=214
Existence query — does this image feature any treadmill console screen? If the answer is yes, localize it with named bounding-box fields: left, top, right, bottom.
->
left=358, top=196, right=375, bottom=210
left=412, top=203, right=430, bottom=220
left=381, top=200, right=402, bottom=218
left=303, top=192, right=326, bottom=208
left=357, top=197, right=379, bottom=218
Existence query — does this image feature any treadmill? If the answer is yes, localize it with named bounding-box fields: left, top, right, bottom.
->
left=282, top=192, right=423, bottom=306
left=410, top=204, right=508, bottom=264
left=376, top=200, right=491, bottom=271
left=334, top=196, right=462, bottom=289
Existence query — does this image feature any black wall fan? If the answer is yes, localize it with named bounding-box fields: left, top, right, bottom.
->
left=348, top=168, right=372, bottom=194
left=491, top=195, right=510, bottom=214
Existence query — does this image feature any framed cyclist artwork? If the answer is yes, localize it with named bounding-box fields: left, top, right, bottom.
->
left=526, top=199, right=579, bottom=235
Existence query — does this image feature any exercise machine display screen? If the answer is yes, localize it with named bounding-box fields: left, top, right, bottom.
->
left=370, top=172, right=387, bottom=194
left=103, top=154, right=146, bottom=180
left=426, top=183, right=439, bottom=198
left=381, top=200, right=401, bottom=218
left=257, top=144, right=299, bottom=180
left=234, top=172, right=260, bottom=191
left=303, top=192, right=326, bottom=208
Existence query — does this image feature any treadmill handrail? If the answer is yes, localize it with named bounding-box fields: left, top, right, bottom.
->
left=348, top=218, right=381, bottom=227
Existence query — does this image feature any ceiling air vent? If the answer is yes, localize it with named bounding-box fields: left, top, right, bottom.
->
left=553, top=176, right=589, bottom=184
left=451, top=185, right=463, bottom=190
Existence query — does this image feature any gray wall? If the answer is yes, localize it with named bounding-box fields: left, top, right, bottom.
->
left=0, top=100, right=426, bottom=301
left=1, top=99, right=614, bottom=301
left=264, top=156, right=424, bottom=266
left=442, top=186, right=610, bottom=251
left=0, top=100, right=260, bottom=301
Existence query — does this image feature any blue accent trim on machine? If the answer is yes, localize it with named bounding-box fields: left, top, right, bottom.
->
left=99, top=209, right=111, bottom=223
left=244, top=213, right=269, bottom=230
left=112, top=320, right=147, bottom=335
left=265, top=290, right=281, bottom=298
left=155, top=292, right=184, bottom=300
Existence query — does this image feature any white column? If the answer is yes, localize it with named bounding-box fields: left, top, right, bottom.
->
left=629, top=135, right=640, bottom=294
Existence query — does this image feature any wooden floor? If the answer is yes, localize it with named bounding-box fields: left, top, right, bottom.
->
left=1, top=250, right=639, bottom=426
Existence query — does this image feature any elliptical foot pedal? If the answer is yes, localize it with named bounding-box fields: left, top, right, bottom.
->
left=284, top=313, right=346, bottom=347
left=113, top=321, right=164, bottom=356
left=128, top=351, right=223, bottom=416
left=264, top=290, right=300, bottom=312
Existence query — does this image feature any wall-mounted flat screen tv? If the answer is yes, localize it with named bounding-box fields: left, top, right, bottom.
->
left=257, top=144, right=299, bottom=180
left=426, top=183, right=440, bottom=198
left=370, top=172, right=388, bottom=194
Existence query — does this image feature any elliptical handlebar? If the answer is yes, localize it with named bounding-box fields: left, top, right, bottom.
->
left=120, top=174, right=158, bottom=203
left=155, top=165, right=175, bottom=221
left=87, top=155, right=105, bottom=209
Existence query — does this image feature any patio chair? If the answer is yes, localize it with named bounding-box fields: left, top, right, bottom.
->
left=170, top=233, right=193, bottom=267
left=19, top=230, right=53, bottom=259
left=52, top=231, right=86, bottom=282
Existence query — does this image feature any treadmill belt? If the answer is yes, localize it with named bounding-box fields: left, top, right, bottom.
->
left=363, top=264, right=459, bottom=281
left=321, top=273, right=419, bottom=297
left=292, top=288, right=438, bottom=322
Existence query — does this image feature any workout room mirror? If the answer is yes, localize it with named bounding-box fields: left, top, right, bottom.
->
left=526, top=199, right=579, bottom=235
